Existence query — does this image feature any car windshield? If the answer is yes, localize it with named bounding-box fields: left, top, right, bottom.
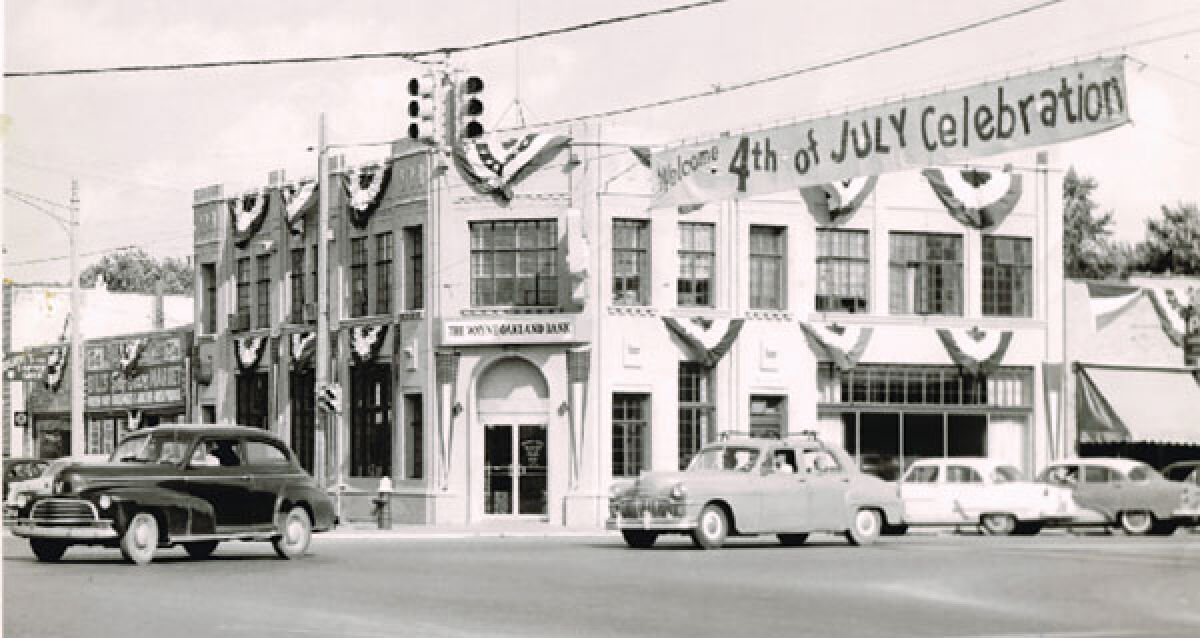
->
left=992, top=465, right=1024, bottom=483
left=688, top=446, right=761, bottom=472
left=111, top=432, right=192, bottom=465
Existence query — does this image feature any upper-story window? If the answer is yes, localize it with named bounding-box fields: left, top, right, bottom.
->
left=748, top=225, right=785, bottom=310
left=404, top=226, right=424, bottom=310
left=235, top=258, right=251, bottom=323
left=290, top=248, right=305, bottom=324
left=201, top=263, right=217, bottom=333
left=255, top=255, right=271, bottom=328
left=350, top=237, right=369, bottom=317
left=375, top=232, right=393, bottom=315
left=889, top=232, right=963, bottom=316
left=613, top=218, right=650, bottom=306
left=470, top=220, right=558, bottom=307
left=982, top=236, right=1033, bottom=317
left=816, top=229, right=869, bottom=313
left=677, top=222, right=714, bottom=307
left=310, top=243, right=318, bottom=316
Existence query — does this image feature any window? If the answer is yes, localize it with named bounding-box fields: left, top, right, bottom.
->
left=613, top=219, right=650, bottom=305
left=818, top=364, right=1032, bottom=409
left=905, top=465, right=940, bottom=483
left=244, top=440, right=289, bottom=465
left=376, top=232, right=393, bottom=314
left=289, top=369, right=315, bottom=473
left=236, top=258, right=251, bottom=321
left=1128, top=465, right=1155, bottom=482
left=404, top=394, right=423, bottom=480
left=404, top=226, right=424, bottom=310
left=678, top=362, right=713, bottom=470
left=983, top=236, right=1032, bottom=317
left=946, top=465, right=984, bottom=483
left=197, top=438, right=243, bottom=467
left=677, top=222, right=714, bottom=307
left=350, top=237, right=369, bottom=317
left=889, top=232, right=963, bottom=315
left=612, top=394, right=650, bottom=477
left=310, top=243, right=318, bottom=314
left=749, top=226, right=785, bottom=309
left=1083, top=465, right=1119, bottom=483
left=816, top=229, right=869, bottom=312
left=749, top=395, right=785, bottom=438
left=236, top=372, right=269, bottom=429
left=199, top=263, right=217, bottom=333
left=350, top=363, right=391, bottom=478
left=471, top=220, right=558, bottom=307
left=256, top=254, right=271, bottom=328
left=290, top=248, right=305, bottom=324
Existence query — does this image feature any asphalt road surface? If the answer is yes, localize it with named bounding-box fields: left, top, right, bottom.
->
left=5, top=530, right=1200, bottom=638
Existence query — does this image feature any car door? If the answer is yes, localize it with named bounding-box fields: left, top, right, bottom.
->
left=186, top=437, right=255, bottom=530
left=945, top=464, right=986, bottom=522
left=759, top=447, right=808, bottom=530
left=899, top=462, right=942, bottom=524
left=243, top=438, right=293, bottom=527
left=804, top=447, right=852, bottom=530
left=1077, top=464, right=1121, bottom=522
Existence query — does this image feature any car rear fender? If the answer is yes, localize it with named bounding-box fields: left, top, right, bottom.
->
left=845, top=487, right=904, bottom=526
left=277, top=484, right=336, bottom=531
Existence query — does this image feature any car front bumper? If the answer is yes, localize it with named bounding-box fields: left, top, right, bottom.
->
left=11, top=520, right=118, bottom=540
left=606, top=515, right=697, bottom=531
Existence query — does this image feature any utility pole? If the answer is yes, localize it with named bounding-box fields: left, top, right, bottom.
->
left=315, top=114, right=330, bottom=489
left=69, top=179, right=84, bottom=457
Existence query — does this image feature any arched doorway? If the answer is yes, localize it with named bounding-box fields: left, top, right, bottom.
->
left=476, top=357, right=550, bottom=518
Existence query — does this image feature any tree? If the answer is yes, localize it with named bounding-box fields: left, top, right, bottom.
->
left=1131, top=203, right=1200, bottom=275
left=79, top=248, right=193, bottom=295
left=1063, top=168, right=1129, bottom=279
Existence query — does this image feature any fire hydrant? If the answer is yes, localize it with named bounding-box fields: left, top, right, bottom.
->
left=372, top=476, right=393, bottom=530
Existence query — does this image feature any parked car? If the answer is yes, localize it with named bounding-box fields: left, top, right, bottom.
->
left=1162, top=460, right=1200, bottom=484
left=3, top=458, right=49, bottom=499
left=1162, top=461, right=1200, bottom=526
left=10, top=424, right=337, bottom=565
left=896, top=457, right=1075, bottom=535
left=1036, top=458, right=1187, bottom=535
left=607, top=433, right=904, bottom=549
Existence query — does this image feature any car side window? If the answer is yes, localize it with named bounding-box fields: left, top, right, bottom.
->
left=195, top=439, right=243, bottom=468
left=1127, top=465, right=1154, bottom=482
left=905, top=465, right=939, bottom=483
left=244, top=440, right=289, bottom=465
left=946, top=466, right=983, bottom=483
left=770, top=449, right=797, bottom=474
left=1083, top=466, right=1117, bottom=483
left=992, top=465, right=1022, bottom=483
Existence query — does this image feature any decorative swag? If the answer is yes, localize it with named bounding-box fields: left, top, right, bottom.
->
left=662, top=317, right=745, bottom=367
left=234, top=336, right=267, bottom=371
left=343, top=163, right=391, bottom=229
left=44, top=346, right=68, bottom=392
left=350, top=324, right=388, bottom=364
left=935, top=327, right=1013, bottom=375
left=290, top=332, right=316, bottom=370
left=454, top=133, right=572, bottom=202
left=800, top=175, right=878, bottom=222
left=118, top=338, right=146, bottom=378
left=229, top=189, right=269, bottom=248
left=1085, top=282, right=1197, bottom=347
left=922, top=166, right=1022, bottom=229
left=280, top=181, right=318, bottom=236
left=798, top=322, right=874, bottom=371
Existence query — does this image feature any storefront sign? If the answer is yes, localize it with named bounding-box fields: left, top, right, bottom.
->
left=84, top=333, right=189, bottom=410
left=439, top=316, right=586, bottom=346
left=651, top=57, right=1130, bottom=209
left=5, top=351, right=50, bottom=382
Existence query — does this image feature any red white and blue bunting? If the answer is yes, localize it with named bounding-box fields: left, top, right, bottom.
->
left=290, top=332, right=316, bottom=369
left=44, top=346, right=68, bottom=392
left=280, top=181, right=318, bottom=236
left=454, top=133, right=572, bottom=202
left=800, top=176, right=878, bottom=223
left=1085, top=282, right=1144, bottom=331
left=1145, top=285, right=1198, bottom=347
left=936, top=327, right=1013, bottom=375
left=798, top=322, right=873, bottom=371
left=350, top=324, right=388, bottom=364
left=922, top=166, right=1022, bottom=229
left=343, top=163, right=391, bottom=229
left=662, top=317, right=745, bottom=367
left=234, top=336, right=267, bottom=371
left=229, top=189, right=269, bottom=248
left=118, top=338, right=146, bottom=378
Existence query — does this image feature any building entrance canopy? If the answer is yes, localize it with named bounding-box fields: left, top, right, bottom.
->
left=1076, top=365, right=1200, bottom=444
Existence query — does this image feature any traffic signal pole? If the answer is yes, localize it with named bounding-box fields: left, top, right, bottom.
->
left=69, top=179, right=84, bottom=458
left=315, top=114, right=330, bottom=491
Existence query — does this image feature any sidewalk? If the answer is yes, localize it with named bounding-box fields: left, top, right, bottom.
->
left=322, top=520, right=619, bottom=540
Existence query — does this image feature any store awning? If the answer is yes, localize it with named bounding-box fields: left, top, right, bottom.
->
left=1077, top=365, right=1200, bottom=444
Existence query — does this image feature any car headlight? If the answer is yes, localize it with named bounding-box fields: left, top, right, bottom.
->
left=98, top=494, right=113, bottom=510
left=13, top=492, right=30, bottom=508
left=669, top=483, right=688, bottom=500
left=53, top=479, right=66, bottom=495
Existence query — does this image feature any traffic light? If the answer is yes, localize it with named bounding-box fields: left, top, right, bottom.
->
left=456, top=75, right=485, bottom=139
left=406, top=73, right=438, bottom=143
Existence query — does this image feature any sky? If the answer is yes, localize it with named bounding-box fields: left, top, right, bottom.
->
left=4, top=0, right=1200, bottom=284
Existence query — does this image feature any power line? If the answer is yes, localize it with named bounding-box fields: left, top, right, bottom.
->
left=4, top=0, right=726, bottom=78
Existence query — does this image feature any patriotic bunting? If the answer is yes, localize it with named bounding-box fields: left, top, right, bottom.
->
left=343, top=163, right=391, bottom=229
left=118, top=338, right=146, bottom=378
left=922, top=166, right=1022, bottom=229
left=1145, top=286, right=1198, bottom=347
left=280, top=181, right=317, bottom=235
left=229, top=189, right=269, bottom=247
left=290, top=332, right=316, bottom=369
left=662, top=317, right=745, bottom=367
left=454, top=133, right=572, bottom=202
left=234, top=336, right=267, bottom=371
left=800, top=176, right=878, bottom=222
left=798, top=322, right=874, bottom=371
left=350, top=324, right=388, bottom=364
left=1085, top=282, right=1145, bottom=331
left=936, top=327, right=1013, bottom=375
left=44, top=346, right=68, bottom=392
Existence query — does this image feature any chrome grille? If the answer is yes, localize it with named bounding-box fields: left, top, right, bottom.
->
left=30, top=498, right=98, bottom=522
left=617, top=497, right=678, bottom=518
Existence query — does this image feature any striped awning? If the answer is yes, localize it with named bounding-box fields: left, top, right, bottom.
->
left=1076, top=365, right=1200, bottom=444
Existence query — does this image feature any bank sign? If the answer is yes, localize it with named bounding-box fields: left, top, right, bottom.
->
left=651, top=57, right=1130, bottom=209
left=440, top=316, right=586, bottom=346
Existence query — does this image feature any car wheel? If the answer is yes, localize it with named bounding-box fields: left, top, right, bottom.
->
left=1149, top=519, right=1178, bottom=536
left=183, top=541, right=219, bottom=559
left=30, top=539, right=68, bottom=562
left=119, top=512, right=159, bottom=566
left=621, top=530, right=658, bottom=549
left=777, top=533, right=809, bottom=546
left=981, top=513, right=1018, bottom=536
left=881, top=523, right=909, bottom=536
left=272, top=506, right=313, bottom=559
left=691, top=504, right=728, bottom=550
left=1013, top=522, right=1044, bottom=536
left=1118, top=510, right=1154, bottom=535
left=845, top=508, right=882, bottom=546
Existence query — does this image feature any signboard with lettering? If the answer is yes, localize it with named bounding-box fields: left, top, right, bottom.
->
left=83, top=331, right=191, bottom=411
left=4, top=351, right=50, bottom=382
left=651, top=57, right=1130, bottom=209
left=439, top=316, right=588, bottom=346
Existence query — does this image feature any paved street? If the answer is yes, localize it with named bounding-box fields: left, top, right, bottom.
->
left=4, top=530, right=1200, bottom=638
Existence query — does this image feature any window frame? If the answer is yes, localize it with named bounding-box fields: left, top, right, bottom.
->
left=235, top=258, right=252, bottom=321
left=888, top=232, right=964, bottom=316
left=982, top=235, right=1033, bottom=318
left=255, top=254, right=271, bottom=328
left=470, top=219, right=559, bottom=308
left=404, top=226, right=424, bottom=311
left=748, top=225, right=786, bottom=310
left=612, top=393, right=650, bottom=478
left=612, top=218, right=651, bottom=306
left=349, top=236, right=369, bottom=318
left=677, top=222, right=715, bottom=307
left=816, top=228, right=870, bottom=313
left=678, top=362, right=714, bottom=470
left=375, top=231, right=394, bottom=315
left=290, top=247, right=306, bottom=324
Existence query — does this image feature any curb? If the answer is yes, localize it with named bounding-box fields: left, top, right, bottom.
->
left=322, top=530, right=618, bottom=540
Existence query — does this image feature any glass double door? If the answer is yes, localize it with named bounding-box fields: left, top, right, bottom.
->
left=484, top=424, right=547, bottom=517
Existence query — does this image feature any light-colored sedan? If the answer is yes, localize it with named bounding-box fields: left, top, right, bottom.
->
left=897, top=457, right=1075, bottom=535
left=1037, top=458, right=1187, bottom=535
